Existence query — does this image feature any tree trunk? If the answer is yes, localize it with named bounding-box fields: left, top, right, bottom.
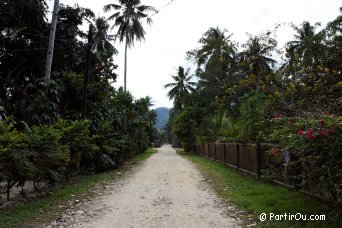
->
left=44, top=0, right=60, bottom=80
left=124, top=34, right=128, bottom=92
left=81, top=25, right=93, bottom=119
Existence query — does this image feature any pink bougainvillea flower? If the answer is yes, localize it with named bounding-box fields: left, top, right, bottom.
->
left=306, top=129, right=316, bottom=139
left=322, top=129, right=334, bottom=135
left=298, top=129, right=304, bottom=135
left=319, top=119, right=325, bottom=126
left=318, top=129, right=324, bottom=136
left=309, top=134, right=316, bottom=139
left=307, top=129, right=314, bottom=135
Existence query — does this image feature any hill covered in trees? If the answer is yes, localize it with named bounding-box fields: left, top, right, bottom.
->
left=154, top=107, right=170, bottom=130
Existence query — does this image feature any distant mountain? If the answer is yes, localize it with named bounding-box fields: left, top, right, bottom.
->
left=154, top=107, right=170, bottom=130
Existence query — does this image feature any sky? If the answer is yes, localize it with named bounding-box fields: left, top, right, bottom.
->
left=48, top=0, right=341, bottom=108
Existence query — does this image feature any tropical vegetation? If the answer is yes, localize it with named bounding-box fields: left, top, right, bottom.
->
left=0, top=0, right=157, bottom=201
left=164, top=14, right=341, bottom=201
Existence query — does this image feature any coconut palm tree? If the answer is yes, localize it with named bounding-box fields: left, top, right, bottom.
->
left=285, top=21, right=324, bottom=78
left=187, top=27, right=236, bottom=86
left=164, top=66, right=196, bottom=110
left=240, top=35, right=276, bottom=76
left=239, top=34, right=277, bottom=104
left=104, top=0, right=157, bottom=91
left=92, top=17, right=118, bottom=63
left=82, top=18, right=117, bottom=118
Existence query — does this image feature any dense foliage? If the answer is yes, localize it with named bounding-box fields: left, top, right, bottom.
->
left=0, top=0, right=157, bottom=200
left=165, top=14, right=341, bottom=200
left=265, top=115, right=341, bottom=200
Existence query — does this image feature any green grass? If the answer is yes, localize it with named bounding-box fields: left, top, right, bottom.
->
left=0, top=148, right=157, bottom=228
left=133, top=147, right=157, bottom=162
left=177, top=149, right=341, bottom=228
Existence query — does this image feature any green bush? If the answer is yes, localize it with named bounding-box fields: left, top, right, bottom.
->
left=265, top=114, right=342, bottom=201
left=0, top=119, right=35, bottom=199
left=54, top=120, right=98, bottom=175
left=28, top=125, right=69, bottom=185
left=0, top=90, right=156, bottom=198
left=93, top=121, right=125, bottom=172
left=172, top=107, right=203, bottom=152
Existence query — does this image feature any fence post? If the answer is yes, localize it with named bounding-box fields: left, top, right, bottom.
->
left=257, top=143, right=261, bottom=177
left=208, top=143, right=210, bottom=158
left=223, top=143, right=226, bottom=164
left=201, top=144, right=203, bottom=156
left=214, top=144, right=217, bottom=160
left=236, top=144, right=240, bottom=170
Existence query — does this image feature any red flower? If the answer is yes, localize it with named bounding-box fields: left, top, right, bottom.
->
left=318, top=129, right=324, bottom=136
left=306, top=129, right=316, bottom=139
left=307, top=129, right=314, bottom=135
left=287, top=120, right=294, bottom=127
left=271, top=148, right=277, bottom=157
left=298, top=129, right=304, bottom=135
left=308, top=134, right=316, bottom=139
left=319, top=119, right=325, bottom=127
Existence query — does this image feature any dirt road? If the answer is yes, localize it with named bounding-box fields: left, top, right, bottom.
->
left=50, top=145, right=243, bottom=227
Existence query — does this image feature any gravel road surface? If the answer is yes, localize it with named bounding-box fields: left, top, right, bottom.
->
left=49, top=145, right=243, bottom=228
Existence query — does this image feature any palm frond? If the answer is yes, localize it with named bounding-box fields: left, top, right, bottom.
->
left=103, top=4, right=121, bottom=12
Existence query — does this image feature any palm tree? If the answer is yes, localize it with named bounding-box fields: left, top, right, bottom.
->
left=187, top=27, right=236, bottom=86
left=104, top=0, right=157, bottom=91
left=239, top=34, right=277, bottom=104
left=164, top=66, right=196, bottom=109
left=240, top=35, right=276, bottom=76
left=92, top=17, right=118, bottom=63
left=45, top=0, right=60, bottom=80
left=285, top=22, right=323, bottom=73
left=82, top=18, right=117, bottom=118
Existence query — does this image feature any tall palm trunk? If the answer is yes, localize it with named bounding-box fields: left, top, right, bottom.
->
left=124, top=32, right=128, bottom=92
left=44, top=0, right=60, bottom=79
left=81, top=25, right=93, bottom=119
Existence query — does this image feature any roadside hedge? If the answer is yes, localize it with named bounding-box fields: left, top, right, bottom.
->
left=0, top=117, right=151, bottom=200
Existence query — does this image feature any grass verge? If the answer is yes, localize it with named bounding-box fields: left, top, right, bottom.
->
left=177, top=149, right=341, bottom=228
left=0, top=148, right=157, bottom=228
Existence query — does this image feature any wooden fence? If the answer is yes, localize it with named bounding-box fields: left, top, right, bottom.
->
left=191, top=143, right=260, bottom=176
left=191, top=143, right=339, bottom=202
